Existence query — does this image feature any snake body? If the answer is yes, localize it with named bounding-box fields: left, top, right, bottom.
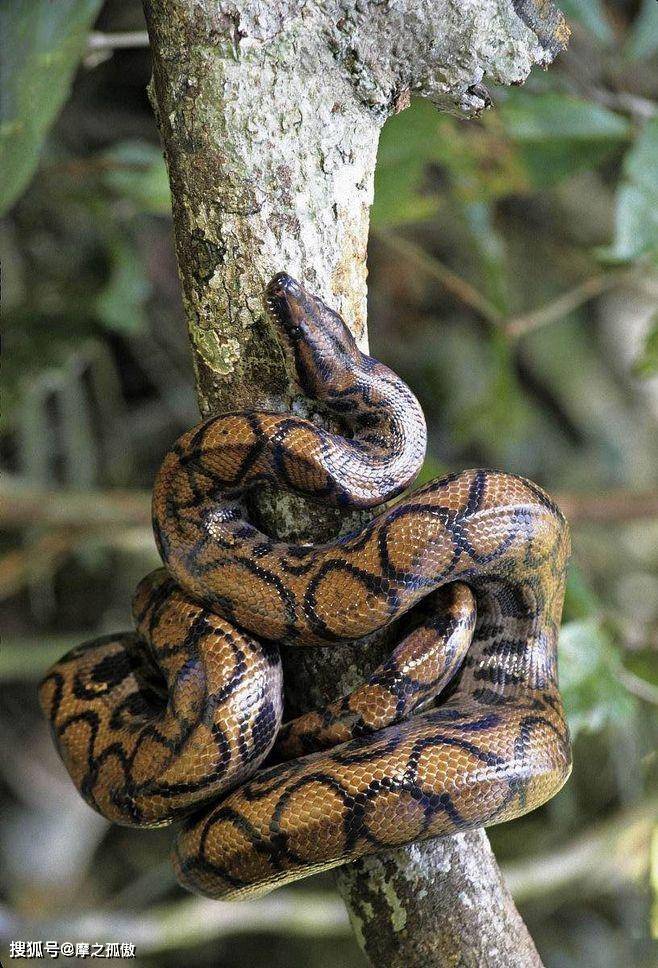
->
left=39, top=273, right=572, bottom=900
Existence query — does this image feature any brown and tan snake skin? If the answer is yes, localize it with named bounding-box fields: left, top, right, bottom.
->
left=39, top=273, right=572, bottom=900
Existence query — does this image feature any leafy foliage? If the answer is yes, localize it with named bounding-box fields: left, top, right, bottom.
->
left=0, top=0, right=104, bottom=215
left=497, top=92, right=630, bottom=186
left=610, top=117, right=658, bottom=262
left=99, top=141, right=172, bottom=215
left=633, top=319, right=658, bottom=377
left=559, top=618, right=636, bottom=737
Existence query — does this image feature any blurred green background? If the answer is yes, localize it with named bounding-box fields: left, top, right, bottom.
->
left=2, top=1, right=658, bottom=966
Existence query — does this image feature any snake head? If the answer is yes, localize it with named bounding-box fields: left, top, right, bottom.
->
left=265, top=272, right=361, bottom=399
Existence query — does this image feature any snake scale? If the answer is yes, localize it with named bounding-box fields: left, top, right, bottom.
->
left=39, top=273, right=572, bottom=900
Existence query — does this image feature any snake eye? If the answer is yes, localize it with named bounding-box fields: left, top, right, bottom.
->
left=289, top=325, right=303, bottom=340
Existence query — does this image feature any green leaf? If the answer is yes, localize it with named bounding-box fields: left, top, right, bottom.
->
left=610, top=118, right=658, bottom=262
left=95, top=237, right=151, bottom=334
left=461, top=200, right=510, bottom=313
left=623, top=649, right=658, bottom=690
left=563, top=565, right=602, bottom=622
left=559, top=619, right=636, bottom=738
left=651, top=823, right=658, bottom=939
left=560, top=0, right=615, bottom=45
left=372, top=99, right=446, bottom=226
left=0, top=0, right=104, bottom=216
left=632, top=319, right=658, bottom=377
left=501, top=93, right=630, bottom=142
left=100, top=141, right=172, bottom=216
left=499, top=92, right=631, bottom=186
left=624, top=0, right=658, bottom=61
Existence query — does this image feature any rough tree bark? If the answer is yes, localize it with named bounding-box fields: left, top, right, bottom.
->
left=141, top=2, right=569, bottom=965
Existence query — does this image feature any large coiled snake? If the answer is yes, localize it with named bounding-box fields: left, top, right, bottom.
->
left=40, top=273, right=572, bottom=900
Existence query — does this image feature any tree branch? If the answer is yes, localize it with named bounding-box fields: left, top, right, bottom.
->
left=374, top=228, right=650, bottom=341
left=5, top=482, right=658, bottom=534
left=0, top=894, right=351, bottom=954
left=87, top=31, right=150, bottom=50
left=140, top=2, right=569, bottom=964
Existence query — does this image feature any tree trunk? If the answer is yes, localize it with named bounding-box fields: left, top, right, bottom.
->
left=141, top=2, right=569, bottom=964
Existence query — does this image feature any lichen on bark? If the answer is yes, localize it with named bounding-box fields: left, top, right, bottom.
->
left=142, top=1, right=568, bottom=964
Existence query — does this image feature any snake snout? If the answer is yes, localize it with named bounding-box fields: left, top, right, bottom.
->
left=265, top=273, right=308, bottom=339
left=268, top=272, right=301, bottom=296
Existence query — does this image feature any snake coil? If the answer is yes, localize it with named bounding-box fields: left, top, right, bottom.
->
left=40, top=273, right=572, bottom=900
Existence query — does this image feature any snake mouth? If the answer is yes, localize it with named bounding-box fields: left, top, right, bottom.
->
left=265, top=273, right=307, bottom=335
left=267, top=272, right=301, bottom=297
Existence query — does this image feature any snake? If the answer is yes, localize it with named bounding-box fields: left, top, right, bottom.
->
left=39, top=272, right=572, bottom=901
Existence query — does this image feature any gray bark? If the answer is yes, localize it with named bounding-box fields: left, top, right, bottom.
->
left=141, top=1, right=568, bottom=964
